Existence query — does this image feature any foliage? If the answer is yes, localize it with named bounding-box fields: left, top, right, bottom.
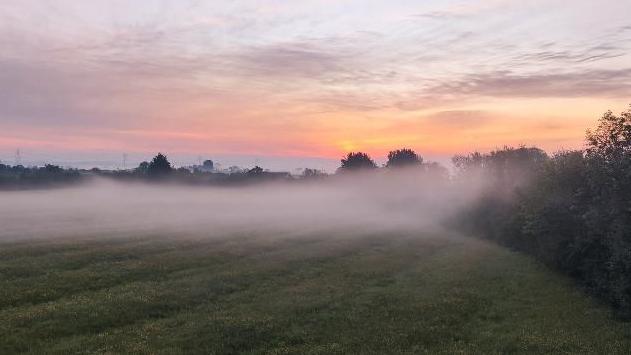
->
left=386, top=148, right=422, bottom=168
left=202, top=159, right=214, bottom=170
left=339, top=152, right=377, bottom=171
left=0, top=163, right=83, bottom=189
left=176, top=167, right=191, bottom=176
left=302, top=168, right=326, bottom=179
left=455, top=106, right=631, bottom=317
left=453, top=146, right=548, bottom=194
left=247, top=166, right=264, bottom=176
left=135, top=161, right=149, bottom=175
left=147, top=153, right=173, bottom=177
left=586, top=106, right=631, bottom=161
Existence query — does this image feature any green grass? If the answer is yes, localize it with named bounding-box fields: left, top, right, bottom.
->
left=1, top=231, right=631, bottom=354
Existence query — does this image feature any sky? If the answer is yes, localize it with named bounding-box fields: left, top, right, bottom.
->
left=1, top=0, right=630, bottom=171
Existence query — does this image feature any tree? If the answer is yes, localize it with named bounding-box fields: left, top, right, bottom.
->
left=453, top=146, right=547, bottom=192
left=452, top=152, right=484, bottom=173
left=147, top=153, right=172, bottom=177
left=136, top=161, right=149, bottom=175
left=339, top=152, right=377, bottom=171
left=302, top=168, right=326, bottom=178
left=451, top=106, right=631, bottom=316
left=202, top=159, right=214, bottom=170
left=44, top=164, right=63, bottom=173
left=247, top=166, right=264, bottom=176
left=386, top=148, right=422, bottom=168
left=586, top=106, right=631, bottom=161
left=486, top=146, right=548, bottom=190
left=176, top=167, right=191, bottom=175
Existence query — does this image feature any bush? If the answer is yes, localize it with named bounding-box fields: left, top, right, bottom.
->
left=338, top=152, right=377, bottom=172
left=386, top=148, right=422, bottom=168
left=454, top=105, right=631, bottom=317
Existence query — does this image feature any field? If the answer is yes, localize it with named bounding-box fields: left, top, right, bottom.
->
left=2, top=231, right=631, bottom=354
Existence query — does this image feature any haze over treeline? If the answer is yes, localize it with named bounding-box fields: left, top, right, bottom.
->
left=2, top=106, right=631, bottom=316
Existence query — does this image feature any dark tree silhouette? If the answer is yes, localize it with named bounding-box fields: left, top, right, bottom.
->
left=339, top=152, right=377, bottom=171
left=136, top=161, right=149, bottom=175
left=247, top=166, right=264, bottom=176
left=386, top=148, right=422, bottom=168
left=586, top=106, right=631, bottom=161
left=302, top=168, right=326, bottom=178
left=147, top=153, right=173, bottom=177
left=203, top=159, right=214, bottom=170
left=176, top=167, right=191, bottom=175
left=452, top=152, right=484, bottom=173
left=0, top=163, right=82, bottom=188
left=44, top=164, right=63, bottom=173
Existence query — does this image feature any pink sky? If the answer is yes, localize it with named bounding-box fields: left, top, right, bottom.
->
left=1, top=1, right=630, bottom=170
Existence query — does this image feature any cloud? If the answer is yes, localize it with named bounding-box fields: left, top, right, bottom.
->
left=412, top=0, right=511, bottom=20
left=513, top=49, right=623, bottom=64
left=618, top=25, right=631, bottom=33
left=431, top=69, right=631, bottom=99
left=413, top=11, right=465, bottom=20
left=423, top=110, right=496, bottom=130
left=230, top=42, right=347, bottom=80
left=1, top=0, right=630, bottom=164
left=507, top=39, right=626, bottom=66
left=0, top=58, right=187, bottom=127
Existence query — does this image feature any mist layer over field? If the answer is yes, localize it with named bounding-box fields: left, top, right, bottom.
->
left=4, top=164, right=631, bottom=354
left=0, top=172, right=478, bottom=241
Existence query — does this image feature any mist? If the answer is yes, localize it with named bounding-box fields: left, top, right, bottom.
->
left=0, top=171, right=482, bottom=242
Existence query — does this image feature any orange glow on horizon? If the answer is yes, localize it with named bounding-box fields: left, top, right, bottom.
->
left=1, top=98, right=627, bottom=163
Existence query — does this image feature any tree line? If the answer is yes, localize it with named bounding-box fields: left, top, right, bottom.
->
left=0, top=147, right=445, bottom=188
left=453, top=106, right=631, bottom=318
left=0, top=163, right=82, bottom=189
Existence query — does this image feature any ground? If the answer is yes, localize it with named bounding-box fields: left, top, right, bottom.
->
left=1, top=231, right=631, bottom=354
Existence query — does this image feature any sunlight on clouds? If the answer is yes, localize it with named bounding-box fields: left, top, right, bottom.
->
left=0, top=0, right=630, bottom=167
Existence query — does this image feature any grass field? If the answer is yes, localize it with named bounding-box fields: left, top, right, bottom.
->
left=2, top=231, right=631, bottom=354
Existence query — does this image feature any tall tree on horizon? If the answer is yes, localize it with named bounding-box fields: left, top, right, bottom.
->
left=386, top=148, right=422, bottom=168
left=147, top=153, right=173, bottom=177
left=339, top=152, right=377, bottom=172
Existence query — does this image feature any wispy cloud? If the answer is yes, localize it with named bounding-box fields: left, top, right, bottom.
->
left=1, top=0, right=630, bottom=163
left=513, top=47, right=624, bottom=64
left=229, top=42, right=349, bottom=80
left=432, top=69, right=631, bottom=99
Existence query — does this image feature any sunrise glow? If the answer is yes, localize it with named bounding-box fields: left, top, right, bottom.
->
left=1, top=1, right=630, bottom=169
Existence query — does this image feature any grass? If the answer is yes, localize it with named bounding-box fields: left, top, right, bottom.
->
left=1, top=231, right=631, bottom=354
